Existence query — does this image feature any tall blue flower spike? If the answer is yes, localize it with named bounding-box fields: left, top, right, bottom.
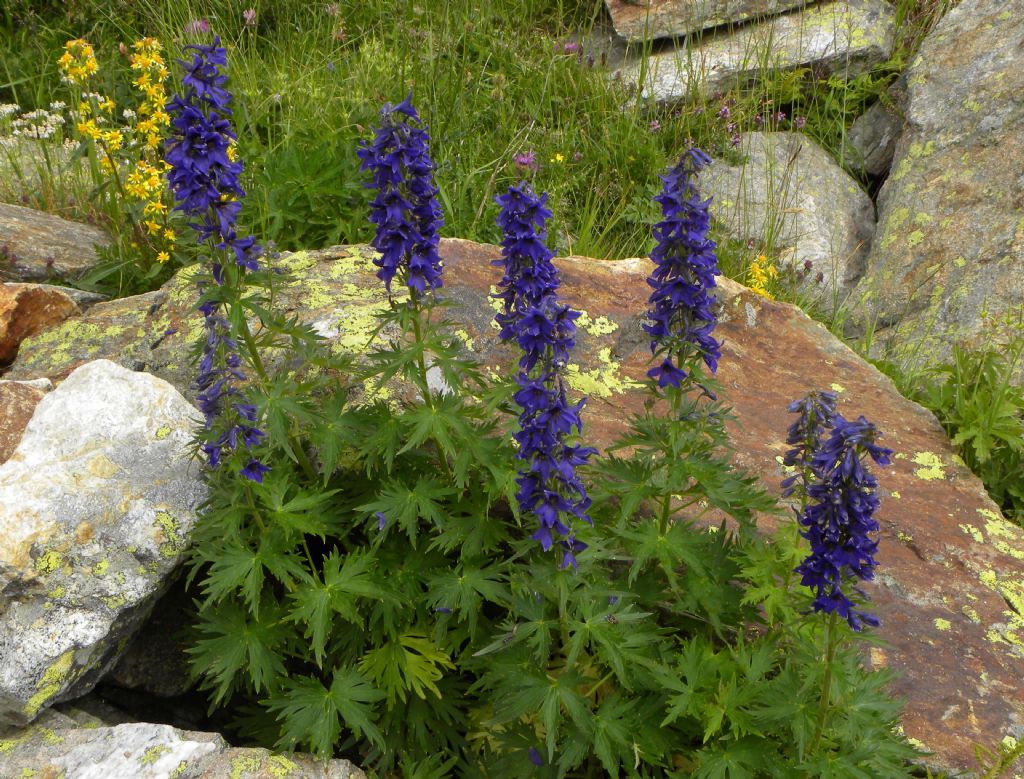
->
left=644, top=148, right=720, bottom=388
left=165, top=37, right=267, bottom=481
left=494, top=182, right=595, bottom=569
left=357, top=95, right=444, bottom=298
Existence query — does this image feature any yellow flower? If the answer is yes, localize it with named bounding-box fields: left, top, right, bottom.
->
left=550, top=153, right=565, bottom=163
left=99, top=97, right=116, bottom=113
left=77, top=119, right=101, bottom=140
left=226, top=144, right=238, bottom=162
left=144, top=220, right=161, bottom=235
left=144, top=200, right=166, bottom=215
left=156, top=251, right=170, bottom=264
left=748, top=254, right=779, bottom=299
left=99, top=155, right=117, bottom=174
left=163, top=229, right=175, bottom=242
left=101, top=129, right=123, bottom=150
left=58, top=39, right=99, bottom=86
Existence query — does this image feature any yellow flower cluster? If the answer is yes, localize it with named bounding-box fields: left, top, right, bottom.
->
left=129, top=37, right=171, bottom=151
left=60, top=37, right=176, bottom=265
left=57, top=39, right=99, bottom=85
left=748, top=254, right=779, bottom=299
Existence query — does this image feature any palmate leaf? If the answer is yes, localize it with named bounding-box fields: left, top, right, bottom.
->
left=358, top=478, right=457, bottom=545
left=358, top=631, right=456, bottom=707
left=288, top=549, right=396, bottom=666
left=426, top=564, right=508, bottom=638
left=199, top=531, right=306, bottom=616
left=267, top=667, right=385, bottom=759
left=189, top=598, right=288, bottom=704
left=692, top=736, right=766, bottom=779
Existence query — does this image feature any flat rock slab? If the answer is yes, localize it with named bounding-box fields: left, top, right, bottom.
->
left=0, top=202, right=109, bottom=283
left=0, top=360, right=206, bottom=726
left=0, top=380, right=49, bottom=464
left=615, top=0, right=895, bottom=101
left=0, top=716, right=366, bottom=778
left=604, top=0, right=810, bottom=42
left=702, top=132, right=875, bottom=300
left=0, top=282, right=80, bottom=363
left=850, top=0, right=1024, bottom=370
left=6, top=240, right=1024, bottom=772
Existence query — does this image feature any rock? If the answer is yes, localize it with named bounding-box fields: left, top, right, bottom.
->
left=849, top=0, right=1024, bottom=369
left=0, top=282, right=80, bottom=364
left=0, top=202, right=109, bottom=283
left=0, top=360, right=206, bottom=727
left=702, top=132, right=876, bottom=301
left=0, top=719, right=366, bottom=778
left=0, top=379, right=50, bottom=464
left=845, top=76, right=907, bottom=178
left=615, top=0, right=896, bottom=102
left=604, top=0, right=809, bottom=43
left=5, top=240, right=1023, bottom=772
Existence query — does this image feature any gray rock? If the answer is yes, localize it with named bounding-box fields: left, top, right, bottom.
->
left=0, top=202, right=109, bottom=283
left=615, top=0, right=896, bottom=102
left=702, top=132, right=876, bottom=302
left=0, top=360, right=206, bottom=726
left=0, top=719, right=366, bottom=778
left=849, top=0, right=1024, bottom=372
left=604, top=0, right=811, bottom=43
left=845, top=76, right=907, bottom=177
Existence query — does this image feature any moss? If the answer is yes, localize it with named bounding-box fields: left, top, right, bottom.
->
left=564, top=347, right=642, bottom=399
left=140, top=744, right=171, bottom=766
left=101, top=595, right=126, bottom=609
left=154, top=510, right=185, bottom=558
left=230, top=754, right=263, bottom=779
left=34, top=550, right=64, bottom=576
left=267, top=755, right=299, bottom=777
left=24, top=649, right=76, bottom=719
left=910, top=451, right=945, bottom=481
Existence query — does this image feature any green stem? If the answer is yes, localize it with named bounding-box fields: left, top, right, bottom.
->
left=410, top=298, right=453, bottom=482
left=657, top=388, right=684, bottom=536
left=811, top=612, right=839, bottom=752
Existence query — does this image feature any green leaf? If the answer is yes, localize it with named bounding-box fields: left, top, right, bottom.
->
left=268, top=667, right=385, bottom=758
left=358, top=631, right=455, bottom=707
left=189, top=599, right=288, bottom=703
left=288, top=549, right=395, bottom=665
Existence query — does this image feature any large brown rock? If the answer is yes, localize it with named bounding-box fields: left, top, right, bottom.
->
left=0, top=202, right=109, bottom=283
left=0, top=282, right=79, bottom=364
left=0, top=380, right=48, bottom=463
left=6, top=240, right=1023, bottom=773
left=849, top=0, right=1024, bottom=371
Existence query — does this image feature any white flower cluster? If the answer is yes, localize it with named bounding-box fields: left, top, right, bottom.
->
left=9, top=108, right=67, bottom=140
left=0, top=103, right=20, bottom=119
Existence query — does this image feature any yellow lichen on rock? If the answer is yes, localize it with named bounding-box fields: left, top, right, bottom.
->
left=911, top=451, right=945, bottom=480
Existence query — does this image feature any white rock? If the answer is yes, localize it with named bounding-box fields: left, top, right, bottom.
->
left=616, top=0, right=896, bottom=102
left=0, top=360, right=206, bottom=726
left=702, top=132, right=876, bottom=303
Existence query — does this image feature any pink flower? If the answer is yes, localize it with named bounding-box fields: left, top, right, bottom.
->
left=514, top=150, right=538, bottom=172
left=243, top=8, right=257, bottom=27
left=184, top=18, right=210, bottom=36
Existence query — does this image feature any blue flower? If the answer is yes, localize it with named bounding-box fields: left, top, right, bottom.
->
left=644, top=148, right=720, bottom=387
left=495, top=183, right=595, bottom=569
left=357, top=95, right=444, bottom=297
left=167, top=36, right=267, bottom=481
left=793, top=414, right=892, bottom=631
left=781, top=390, right=838, bottom=498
